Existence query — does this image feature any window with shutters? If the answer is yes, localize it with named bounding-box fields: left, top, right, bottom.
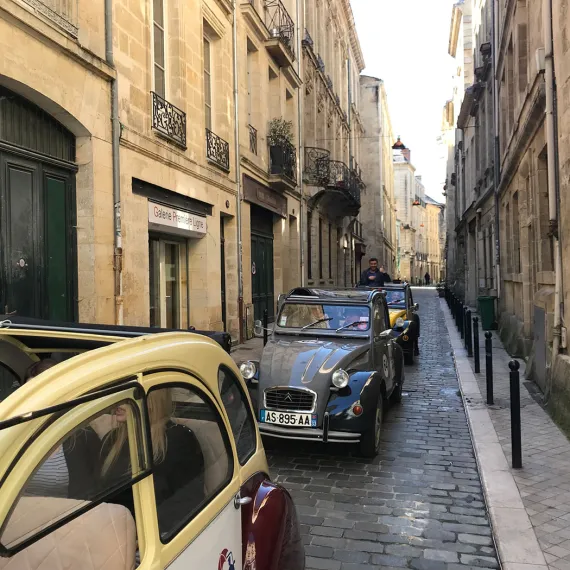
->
left=203, top=36, right=212, bottom=131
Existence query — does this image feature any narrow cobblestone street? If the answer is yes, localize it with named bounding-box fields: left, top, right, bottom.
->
left=264, top=289, right=499, bottom=570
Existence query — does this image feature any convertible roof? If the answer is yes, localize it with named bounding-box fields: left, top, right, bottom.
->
left=0, top=315, right=232, bottom=353
left=285, top=287, right=379, bottom=303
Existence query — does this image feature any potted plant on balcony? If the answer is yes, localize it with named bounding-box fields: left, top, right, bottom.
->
left=268, top=118, right=294, bottom=177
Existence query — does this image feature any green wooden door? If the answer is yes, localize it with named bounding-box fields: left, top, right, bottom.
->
left=251, top=233, right=274, bottom=322
left=0, top=152, right=75, bottom=320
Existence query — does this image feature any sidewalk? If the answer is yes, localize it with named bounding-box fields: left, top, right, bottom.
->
left=442, top=298, right=570, bottom=570
left=230, top=336, right=263, bottom=365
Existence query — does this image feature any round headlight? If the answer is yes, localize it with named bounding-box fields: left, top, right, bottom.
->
left=332, top=369, right=350, bottom=388
left=395, top=317, right=405, bottom=328
left=239, top=361, right=257, bottom=380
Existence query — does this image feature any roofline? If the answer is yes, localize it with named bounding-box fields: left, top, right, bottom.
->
left=448, top=3, right=463, bottom=57
left=341, top=0, right=365, bottom=71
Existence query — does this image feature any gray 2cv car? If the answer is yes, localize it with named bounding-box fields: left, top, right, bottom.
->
left=239, top=288, right=405, bottom=457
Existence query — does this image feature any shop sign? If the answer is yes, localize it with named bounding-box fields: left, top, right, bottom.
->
left=243, top=175, right=287, bottom=218
left=148, top=202, right=207, bottom=238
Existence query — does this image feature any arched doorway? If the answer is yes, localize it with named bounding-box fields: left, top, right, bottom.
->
left=0, top=86, right=77, bottom=320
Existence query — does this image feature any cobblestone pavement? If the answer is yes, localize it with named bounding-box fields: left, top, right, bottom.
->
left=263, top=289, right=499, bottom=570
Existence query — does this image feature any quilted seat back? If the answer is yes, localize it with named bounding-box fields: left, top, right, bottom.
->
left=0, top=498, right=136, bottom=570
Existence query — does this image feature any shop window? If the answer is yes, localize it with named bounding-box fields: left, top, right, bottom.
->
left=218, top=367, right=256, bottom=464
left=149, top=237, right=185, bottom=329
left=147, top=385, right=233, bottom=541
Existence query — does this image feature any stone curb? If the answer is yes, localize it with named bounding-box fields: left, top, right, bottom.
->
left=440, top=299, right=548, bottom=570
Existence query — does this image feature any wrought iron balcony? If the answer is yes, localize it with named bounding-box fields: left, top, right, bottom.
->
left=304, top=147, right=330, bottom=186
left=249, top=124, right=258, bottom=155
left=326, top=75, right=333, bottom=90
left=151, top=92, right=187, bottom=149
left=22, top=0, right=78, bottom=36
left=269, top=141, right=297, bottom=188
left=316, top=54, right=325, bottom=72
left=350, top=168, right=365, bottom=203
left=328, top=160, right=351, bottom=191
left=206, top=128, right=230, bottom=172
left=302, top=28, right=314, bottom=48
left=265, top=0, right=295, bottom=63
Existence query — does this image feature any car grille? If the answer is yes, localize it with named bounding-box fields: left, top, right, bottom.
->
left=265, top=388, right=315, bottom=412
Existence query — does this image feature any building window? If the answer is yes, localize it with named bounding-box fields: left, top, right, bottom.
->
left=203, top=36, right=212, bottom=130
left=153, top=0, right=166, bottom=98
left=307, top=210, right=313, bottom=280
left=318, top=217, right=323, bottom=279
left=328, top=223, right=332, bottom=279
left=513, top=192, right=521, bottom=273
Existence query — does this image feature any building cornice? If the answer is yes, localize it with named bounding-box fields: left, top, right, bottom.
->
left=448, top=3, right=462, bottom=57
left=340, top=0, right=365, bottom=71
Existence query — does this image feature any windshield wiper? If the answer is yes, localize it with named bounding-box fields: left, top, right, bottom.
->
left=336, top=321, right=366, bottom=333
left=301, top=317, right=333, bottom=330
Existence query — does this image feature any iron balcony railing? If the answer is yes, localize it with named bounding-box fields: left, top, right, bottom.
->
left=23, top=0, right=78, bottom=36
left=328, top=160, right=351, bottom=191
left=304, top=147, right=330, bottom=186
left=265, top=0, right=295, bottom=59
left=302, top=28, right=314, bottom=48
left=326, top=75, right=334, bottom=90
left=206, top=128, right=230, bottom=172
left=151, top=92, right=187, bottom=149
left=316, top=54, right=325, bottom=72
left=269, top=141, right=297, bottom=182
left=249, top=124, right=258, bottom=155
left=350, top=167, right=365, bottom=199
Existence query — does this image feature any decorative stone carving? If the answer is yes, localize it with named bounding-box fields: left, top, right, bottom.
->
left=317, top=90, right=326, bottom=113
left=327, top=108, right=334, bottom=127
left=305, top=65, right=315, bottom=94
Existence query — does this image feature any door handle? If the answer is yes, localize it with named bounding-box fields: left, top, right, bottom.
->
left=234, top=494, right=252, bottom=509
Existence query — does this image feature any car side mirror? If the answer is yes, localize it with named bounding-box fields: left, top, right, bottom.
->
left=414, top=303, right=419, bottom=311
left=379, top=329, right=392, bottom=339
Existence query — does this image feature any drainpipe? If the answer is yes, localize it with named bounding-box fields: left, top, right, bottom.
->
left=543, top=0, right=562, bottom=382
left=347, top=57, right=353, bottom=168
left=232, top=1, right=244, bottom=342
left=377, top=83, right=384, bottom=263
left=492, top=0, right=501, bottom=302
left=297, top=0, right=305, bottom=285
left=105, top=0, right=123, bottom=325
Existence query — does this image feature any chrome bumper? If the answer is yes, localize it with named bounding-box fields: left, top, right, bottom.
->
left=258, top=422, right=361, bottom=444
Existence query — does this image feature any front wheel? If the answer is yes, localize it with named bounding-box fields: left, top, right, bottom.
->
left=391, top=379, right=404, bottom=404
left=360, top=391, right=384, bottom=458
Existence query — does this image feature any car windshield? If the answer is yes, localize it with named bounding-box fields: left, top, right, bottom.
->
left=383, top=290, right=406, bottom=308
left=277, top=304, right=370, bottom=331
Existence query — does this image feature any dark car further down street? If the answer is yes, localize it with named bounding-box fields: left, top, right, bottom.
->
left=239, top=288, right=405, bottom=458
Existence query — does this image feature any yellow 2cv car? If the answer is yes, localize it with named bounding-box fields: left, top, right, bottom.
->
left=0, top=318, right=304, bottom=570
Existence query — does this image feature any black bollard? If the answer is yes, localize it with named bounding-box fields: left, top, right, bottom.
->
left=263, top=309, right=268, bottom=347
left=509, top=360, right=522, bottom=469
left=451, top=294, right=456, bottom=318
left=485, top=332, right=494, bottom=405
left=459, top=303, right=465, bottom=339
left=473, top=316, right=480, bottom=373
left=465, top=309, right=473, bottom=357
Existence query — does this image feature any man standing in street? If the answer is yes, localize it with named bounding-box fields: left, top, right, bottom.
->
left=424, top=272, right=431, bottom=286
left=359, top=258, right=391, bottom=287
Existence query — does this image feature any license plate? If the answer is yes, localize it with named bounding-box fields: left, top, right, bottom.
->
left=260, top=409, right=317, bottom=427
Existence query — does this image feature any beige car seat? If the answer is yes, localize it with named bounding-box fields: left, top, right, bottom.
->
left=0, top=497, right=136, bottom=570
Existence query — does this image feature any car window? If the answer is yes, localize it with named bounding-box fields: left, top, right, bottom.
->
left=1, top=397, right=147, bottom=552
left=219, top=367, right=256, bottom=465
left=373, top=301, right=386, bottom=335
left=147, top=385, right=233, bottom=542
left=278, top=303, right=370, bottom=330
left=384, top=290, right=406, bottom=308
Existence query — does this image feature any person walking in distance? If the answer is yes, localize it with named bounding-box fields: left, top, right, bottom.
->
left=424, top=272, right=431, bottom=286
left=359, top=258, right=391, bottom=287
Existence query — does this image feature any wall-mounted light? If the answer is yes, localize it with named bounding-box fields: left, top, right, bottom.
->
left=343, top=236, right=348, bottom=249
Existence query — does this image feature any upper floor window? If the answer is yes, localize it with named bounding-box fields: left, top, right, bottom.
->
left=153, top=0, right=166, bottom=98
left=204, top=36, right=212, bottom=130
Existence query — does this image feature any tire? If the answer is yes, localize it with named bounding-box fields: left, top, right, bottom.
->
left=404, top=349, right=414, bottom=365
left=391, top=379, right=403, bottom=404
left=360, top=391, right=384, bottom=458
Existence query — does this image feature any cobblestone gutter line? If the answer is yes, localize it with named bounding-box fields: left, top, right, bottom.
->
left=442, top=299, right=548, bottom=570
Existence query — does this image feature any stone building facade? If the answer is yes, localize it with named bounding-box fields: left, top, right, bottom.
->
left=425, top=196, right=445, bottom=282
left=302, top=0, right=366, bottom=288
left=358, top=76, right=397, bottom=275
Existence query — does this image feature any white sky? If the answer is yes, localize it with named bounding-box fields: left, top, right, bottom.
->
left=351, top=0, right=457, bottom=203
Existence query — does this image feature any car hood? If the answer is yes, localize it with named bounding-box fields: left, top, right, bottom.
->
left=389, top=308, right=407, bottom=326
left=258, top=335, right=369, bottom=415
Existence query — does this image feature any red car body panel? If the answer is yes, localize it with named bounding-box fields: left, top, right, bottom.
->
left=240, top=472, right=305, bottom=570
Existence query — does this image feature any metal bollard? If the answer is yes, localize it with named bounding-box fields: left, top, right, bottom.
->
left=485, top=332, right=494, bottom=405
left=473, top=316, right=480, bottom=373
left=465, top=309, right=473, bottom=352
left=459, top=303, right=465, bottom=339
left=451, top=294, right=455, bottom=318
left=263, top=309, right=268, bottom=347
left=509, top=360, right=523, bottom=469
